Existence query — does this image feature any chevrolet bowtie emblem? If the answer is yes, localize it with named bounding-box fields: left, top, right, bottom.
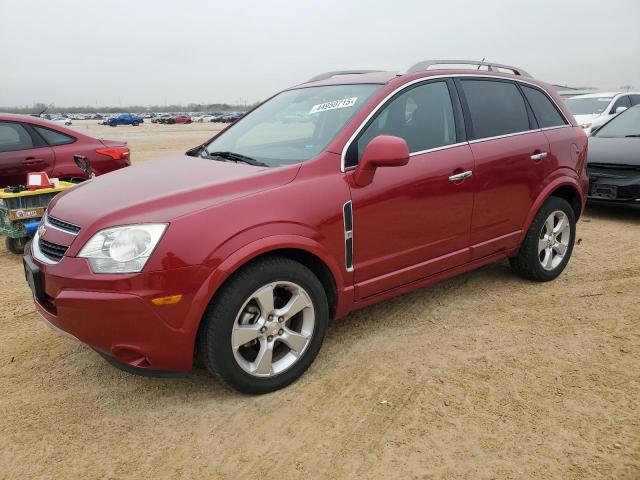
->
left=37, top=224, right=46, bottom=238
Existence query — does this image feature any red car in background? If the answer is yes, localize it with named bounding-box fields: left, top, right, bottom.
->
left=168, top=115, right=192, bottom=124
left=0, top=114, right=129, bottom=187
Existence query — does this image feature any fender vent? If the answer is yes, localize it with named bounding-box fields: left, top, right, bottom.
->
left=343, top=201, right=353, bottom=272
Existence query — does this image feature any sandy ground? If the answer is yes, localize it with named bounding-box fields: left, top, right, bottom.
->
left=1, top=121, right=638, bottom=479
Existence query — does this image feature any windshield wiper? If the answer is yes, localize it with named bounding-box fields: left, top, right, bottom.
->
left=204, top=150, right=269, bottom=167
left=624, top=134, right=640, bottom=137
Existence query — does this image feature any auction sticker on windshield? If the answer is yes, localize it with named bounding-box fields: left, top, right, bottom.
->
left=310, top=97, right=358, bottom=114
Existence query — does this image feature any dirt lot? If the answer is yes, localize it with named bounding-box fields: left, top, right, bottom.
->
left=1, top=121, right=638, bottom=479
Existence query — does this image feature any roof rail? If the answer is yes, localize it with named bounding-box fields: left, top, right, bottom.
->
left=305, top=70, right=386, bottom=83
left=401, top=60, right=532, bottom=78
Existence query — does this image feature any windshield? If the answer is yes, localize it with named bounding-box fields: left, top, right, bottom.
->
left=565, top=97, right=612, bottom=115
left=593, top=106, right=640, bottom=138
left=203, top=84, right=381, bottom=167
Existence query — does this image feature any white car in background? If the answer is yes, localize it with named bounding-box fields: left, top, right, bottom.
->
left=566, top=91, right=640, bottom=134
left=50, top=116, right=72, bottom=126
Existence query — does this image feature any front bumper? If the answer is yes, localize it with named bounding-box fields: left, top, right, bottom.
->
left=587, top=165, right=640, bottom=207
left=26, top=245, right=212, bottom=372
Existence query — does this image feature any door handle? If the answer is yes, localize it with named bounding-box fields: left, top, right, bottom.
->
left=448, top=170, right=473, bottom=182
left=530, top=152, right=548, bottom=161
left=22, top=157, right=46, bottom=166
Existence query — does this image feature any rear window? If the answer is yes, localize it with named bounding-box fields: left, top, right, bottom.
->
left=33, top=126, right=76, bottom=146
left=0, top=122, right=34, bottom=152
left=460, top=80, right=531, bottom=139
left=521, top=86, right=567, bottom=128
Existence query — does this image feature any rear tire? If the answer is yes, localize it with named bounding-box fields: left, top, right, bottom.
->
left=197, top=256, right=328, bottom=394
left=509, top=196, right=576, bottom=282
left=5, top=237, right=29, bottom=255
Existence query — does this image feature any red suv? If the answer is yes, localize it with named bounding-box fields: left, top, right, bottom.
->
left=0, top=114, right=130, bottom=187
left=24, top=61, right=588, bottom=394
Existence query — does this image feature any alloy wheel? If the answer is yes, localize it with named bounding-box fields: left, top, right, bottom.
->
left=231, top=281, right=315, bottom=377
left=538, top=210, right=571, bottom=271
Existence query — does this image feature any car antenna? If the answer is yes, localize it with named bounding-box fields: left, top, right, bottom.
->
left=477, top=57, right=485, bottom=70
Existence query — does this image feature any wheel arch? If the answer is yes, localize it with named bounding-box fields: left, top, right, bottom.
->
left=549, top=184, right=583, bottom=220
left=520, top=175, right=584, bottom=243
left=222, top=247, right=339, bottom=320
left=187, top=236, right=346, bottom=352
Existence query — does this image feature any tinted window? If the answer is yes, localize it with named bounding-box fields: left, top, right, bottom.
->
left=460, top=80, right=530, bottom=139
left=522, top=86, right=567, bottom=128
left=611, top=95, right=631, bottom=113
left=0, top=122, right=34, bottom=152
left=33, top=126, right=75, bottom=146
left=630, top=95, right=640, bottom=106
left=351, top=81, right=456, bottom=165
left=593, top=106, right=640, bottom=138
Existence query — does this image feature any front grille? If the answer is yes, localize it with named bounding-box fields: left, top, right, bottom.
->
left=39, top=238, right=68, bottom=262
left=47, top=215, right=81, bottom=234
left=618, top=184, right=640, bottom=199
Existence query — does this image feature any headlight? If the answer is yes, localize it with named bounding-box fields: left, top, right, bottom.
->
left=580, top=123, right=592, bottom=130
left=78, top=224, right=167, bottom=273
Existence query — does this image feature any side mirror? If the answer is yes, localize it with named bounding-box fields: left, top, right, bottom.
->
left=614, top=106, right=628, bottom=114
left=352, top=135, right=410, bottom=187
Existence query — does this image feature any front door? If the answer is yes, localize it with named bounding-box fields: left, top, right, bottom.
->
left=0, top=121, right=55, bottom=187
left=345, top=80, right=475, bottom=299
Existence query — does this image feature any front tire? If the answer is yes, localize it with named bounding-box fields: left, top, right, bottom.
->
left=197, top=256, right=329, bottom=394
left=510, top=196, right=576, bottom=282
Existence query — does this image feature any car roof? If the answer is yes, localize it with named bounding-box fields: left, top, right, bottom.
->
left=294, top=69, right=547, bottom=89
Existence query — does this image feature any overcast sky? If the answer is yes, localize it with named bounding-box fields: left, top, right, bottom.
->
left=1, top=0, right=639, bottom=107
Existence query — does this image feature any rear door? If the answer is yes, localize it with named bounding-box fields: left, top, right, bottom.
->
left=0, top=121, right=55, bottom=187
left=346, top=79, right=475, bottom=298
left=456, top=78, right=552, bottom=260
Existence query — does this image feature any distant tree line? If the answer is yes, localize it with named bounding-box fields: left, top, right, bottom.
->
left=1, top=102, right=259, bottom=115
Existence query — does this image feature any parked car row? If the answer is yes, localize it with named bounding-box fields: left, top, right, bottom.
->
left=191, top=112, right=245, bottom=123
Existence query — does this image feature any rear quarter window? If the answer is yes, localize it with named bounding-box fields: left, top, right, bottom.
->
left=459, top=79, right=531, bottom=139
left=33, top=126, right=76, bottom=146
left=521, top=86, right=567, bottom=128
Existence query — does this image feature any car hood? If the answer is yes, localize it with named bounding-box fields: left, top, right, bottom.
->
left=588, top=137, right=640, bottom=167
left=573, top=114, right=601, bottom=125
left=47, top=153, right=300, bottom=229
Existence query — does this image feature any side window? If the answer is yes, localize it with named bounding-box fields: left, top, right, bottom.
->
left=630, top=95, right=640, bottom=106
left=0, top=122, right=34, bottom=153
left=521, top=86, right=567, bottom=128
left=33, top=126, right=76, bottom=146
left=459, top=79, right=530, bottom=139
left=351, top=81, right=456, bottom=166
left=611, top=96, right=631, bottom=113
